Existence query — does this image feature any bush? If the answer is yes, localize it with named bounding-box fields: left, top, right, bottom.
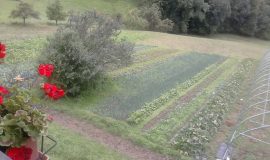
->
left=140, top=4, right=174, bottom=32
left=124, top=9, right=149, bottom=30
left=41, top=11, right=134, bottom=96
left=123, top=4, right=174, bottom=32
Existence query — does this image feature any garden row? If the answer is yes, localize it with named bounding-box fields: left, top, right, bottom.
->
left=94, top=53, right=222, bottom=119
left=172, top=59, right=255, bottom=156
left=144, top=58, right=239, bottom=145
left=127, top=58, right=227, bottom=126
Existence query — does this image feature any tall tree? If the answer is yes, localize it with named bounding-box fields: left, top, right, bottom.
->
left=46, top=0, right=66, bottom=25
left=10, top=2, right=39, bottom=24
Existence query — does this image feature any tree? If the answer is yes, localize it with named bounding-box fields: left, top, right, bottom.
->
left=145, top=0, right=270, bottom=39
left=46, top=0, right=66, bottom=25
left=41, top=11, right=134, bottom=96
left=140, top=3, right=174, bottom=32
left=10, top=2, right=39, bottom=24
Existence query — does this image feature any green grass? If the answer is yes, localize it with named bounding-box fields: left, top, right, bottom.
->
left=0, top=0, right=137, bottom=23
left=0, top=38, right=45, bottom=85
left=46, top=123, right=129, bottom=160
left=119, top=30, right=152, bottom=43
left=46, top=103, right=189, bottom=159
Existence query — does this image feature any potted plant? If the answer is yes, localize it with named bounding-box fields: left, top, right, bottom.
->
left=0, top=42, right=64, bottom=160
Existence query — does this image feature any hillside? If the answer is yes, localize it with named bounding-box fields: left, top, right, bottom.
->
left=0, top=0, right=137, bottom=23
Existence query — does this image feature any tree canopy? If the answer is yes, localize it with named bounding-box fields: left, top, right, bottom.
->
left=46, top=0, right=66, bottom=25
left=144, top=0, right=270, bottom=39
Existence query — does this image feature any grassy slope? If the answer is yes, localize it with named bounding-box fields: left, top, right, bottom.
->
left=139, top=31, right=270, bottom=59
left=0, top=0, right=137, bottom=23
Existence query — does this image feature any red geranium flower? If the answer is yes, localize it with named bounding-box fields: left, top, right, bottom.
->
left=0, top=43, right=6, bottom=59
left=0, top=86, right=9, bottom=95
left=6, top=146, right=32, bottom=160
left=42, top=83, right=65, bottom=100
left=38, top=64, right=54, bottom=78
left=0, top=96, right=3, bottom=105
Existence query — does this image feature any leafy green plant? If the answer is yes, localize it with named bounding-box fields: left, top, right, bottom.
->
left=41, top=11, right=134, bottom=96
left=0, top=86, right=48, bottom=147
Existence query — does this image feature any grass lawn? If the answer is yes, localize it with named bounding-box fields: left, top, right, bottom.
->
left=46, top=123, right=129, bottom=160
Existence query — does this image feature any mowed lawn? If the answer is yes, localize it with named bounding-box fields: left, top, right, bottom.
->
left=46, top=123, right=129, bottom=160
left=0, top=0, right=137, bottom=23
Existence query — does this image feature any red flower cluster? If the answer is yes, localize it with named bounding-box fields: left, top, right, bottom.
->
left=6, top=147, right=32, bottom=160
left=0, top=86, right=9, bottom=105
left=38, top=64, right=65, bottom=100
left=0, top=43, right=6, bottom=59
left=38, top=64, right=54, bottom=78
left=42, top=83, right=65, bottom=100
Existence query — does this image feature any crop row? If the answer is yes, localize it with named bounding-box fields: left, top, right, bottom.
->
left=127, top=58, right=226, bottom=125
left=173, top=59, right=255, bottom=156
left=94, top=53, right=222, bottom=119
left=144, top=59, right=238, bottom=145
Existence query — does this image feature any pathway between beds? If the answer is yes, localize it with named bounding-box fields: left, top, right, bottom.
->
left=47, top=109, right=171, bottom=160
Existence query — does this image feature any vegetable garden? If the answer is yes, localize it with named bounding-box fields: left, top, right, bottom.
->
left=0, top=34, right=258, bottom=159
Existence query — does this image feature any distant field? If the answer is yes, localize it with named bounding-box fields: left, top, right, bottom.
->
left=0, top=0, right=137, bottom=23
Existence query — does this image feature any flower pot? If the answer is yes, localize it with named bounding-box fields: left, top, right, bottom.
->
left=23, top=138, right=39, bottom=160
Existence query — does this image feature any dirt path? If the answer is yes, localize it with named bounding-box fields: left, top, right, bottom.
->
left=47, top=109, right=172, bottom=160
left=142, top=59, right=226, bottom=131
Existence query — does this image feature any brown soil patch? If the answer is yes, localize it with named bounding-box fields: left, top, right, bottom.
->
left=47, top=109, right=171, bottom=160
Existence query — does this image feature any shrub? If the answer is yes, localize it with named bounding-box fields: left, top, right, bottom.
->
left=140, top=3, right=174, bottom=32
left=123, top=4, right=174, bottom=32
left=124, top=9, right=149, bottom=30
left=41, top=11, right=134, bottom=96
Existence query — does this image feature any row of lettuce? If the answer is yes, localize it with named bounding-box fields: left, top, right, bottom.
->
left=173, top=59, right=255, bottom=156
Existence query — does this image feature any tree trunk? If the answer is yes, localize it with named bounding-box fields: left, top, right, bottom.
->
left=56, top=20, right=58, bottom=25
left=23, top=18, right=26, bottom=25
